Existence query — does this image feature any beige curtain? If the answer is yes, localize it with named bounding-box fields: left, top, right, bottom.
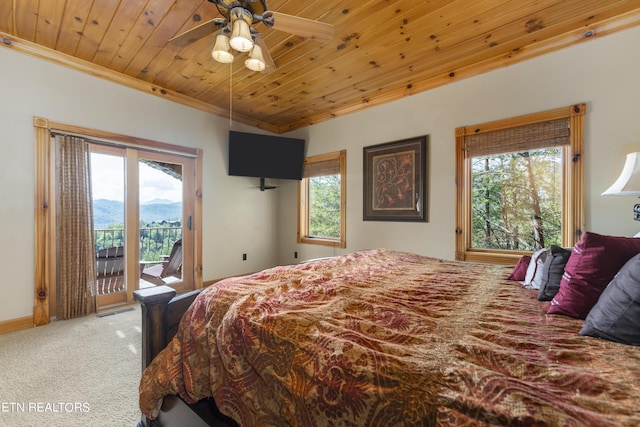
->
left=55, top=135, right=97, bottom=319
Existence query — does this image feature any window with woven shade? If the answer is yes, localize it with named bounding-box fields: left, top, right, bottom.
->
left=298, top=150, right=346, bottom=248
left=455, top=104, right=585, bottom=265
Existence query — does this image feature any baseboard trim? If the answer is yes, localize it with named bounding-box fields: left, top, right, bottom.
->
left=0, top=315, right=34, bottom=335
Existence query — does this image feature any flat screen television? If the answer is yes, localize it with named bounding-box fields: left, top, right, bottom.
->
left=228, top=131, right=306, bottom=181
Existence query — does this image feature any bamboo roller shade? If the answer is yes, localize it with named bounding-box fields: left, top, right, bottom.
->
left=303, top=157, right=341, bottom=178
left=465, top=118, right=570, bottom=158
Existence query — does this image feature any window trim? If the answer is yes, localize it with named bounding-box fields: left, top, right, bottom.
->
left=33, top=116, right=203, bottom=326
left=455, top=104, right=585, bottom=264
left=298, top=150, right=347, bottom=248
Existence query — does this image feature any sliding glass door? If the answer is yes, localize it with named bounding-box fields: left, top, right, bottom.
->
left=90, top=145, right=195, bottom=309
left=91, top=145, right=126, bottom=308
left=136, top=151, right=194, bottom=294
left=34, top=117, right=203, bottom=324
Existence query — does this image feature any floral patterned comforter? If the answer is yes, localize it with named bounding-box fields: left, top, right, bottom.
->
left=139, top=249, right=640, bottom=426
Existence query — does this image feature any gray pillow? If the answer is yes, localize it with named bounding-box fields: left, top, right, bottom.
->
left=579, top=253, right=640, bottom=345
left=537, top=245, right=572, bottom=301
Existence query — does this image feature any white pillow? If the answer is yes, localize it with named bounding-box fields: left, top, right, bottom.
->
left=522, top=248, right=550, bottom=289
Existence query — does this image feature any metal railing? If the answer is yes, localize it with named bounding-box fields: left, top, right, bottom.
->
left=138, top=227, right=182, bottom=262
left=95, top=227, right=182, bottom=260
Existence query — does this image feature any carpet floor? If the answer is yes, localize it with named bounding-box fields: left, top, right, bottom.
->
left=0, top=305, right=142, bottom=426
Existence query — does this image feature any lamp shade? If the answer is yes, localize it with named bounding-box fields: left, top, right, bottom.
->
left=229, top=17, right=253, bottom=52
left=245, top=44, right=266, bottom=72
left=602, top=152, right=640, bottom=196
left=211, top=34, right=234, bottom=63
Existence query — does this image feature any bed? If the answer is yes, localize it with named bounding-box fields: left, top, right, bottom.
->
left=135, top=247, right=640, bottom=426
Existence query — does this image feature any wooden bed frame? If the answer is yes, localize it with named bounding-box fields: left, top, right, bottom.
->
left=134, top=285, right=238, bottom=427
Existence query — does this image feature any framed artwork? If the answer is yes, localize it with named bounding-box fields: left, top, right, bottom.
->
left=363, top=136, right=427, bottom=221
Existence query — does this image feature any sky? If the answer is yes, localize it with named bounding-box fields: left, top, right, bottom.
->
left=91, top=152, right=182, bottom=204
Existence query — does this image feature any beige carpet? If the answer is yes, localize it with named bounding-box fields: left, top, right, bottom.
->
left=0, top=305, right=142, bottom=426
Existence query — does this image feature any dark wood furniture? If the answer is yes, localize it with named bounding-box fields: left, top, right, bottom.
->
left=134, top=285, right=237, bottom=427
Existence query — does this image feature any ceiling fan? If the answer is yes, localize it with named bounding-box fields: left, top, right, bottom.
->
left=169, top=0, right=334, bottom=73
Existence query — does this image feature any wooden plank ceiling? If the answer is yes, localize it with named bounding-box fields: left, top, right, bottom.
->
left=1, top=0, right=640, bottom=133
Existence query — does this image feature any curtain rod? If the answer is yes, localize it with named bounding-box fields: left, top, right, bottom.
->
left=49, top=130, right=198, bottom=159
left=50, top=130, right=121, bottom=147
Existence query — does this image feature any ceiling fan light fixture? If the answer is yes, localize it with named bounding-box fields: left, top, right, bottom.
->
left=211, top=33, right=234, bottom=63
left=229, top=8, right=253, bottom=52
left=245, top=43, right=266, bottom=72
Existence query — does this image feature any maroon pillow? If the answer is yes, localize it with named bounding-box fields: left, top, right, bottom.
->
left=548, top=232, right=640, bottom=319
left=507, top=255, right=531, bottom=281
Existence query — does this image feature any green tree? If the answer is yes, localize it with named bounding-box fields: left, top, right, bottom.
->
left=471, top=148, right=561, bottom=251
left=95, top=220, right=181, bottom=262
left=309, top=175, right=341, bottom=238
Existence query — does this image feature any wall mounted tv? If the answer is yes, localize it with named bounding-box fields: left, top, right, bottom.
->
left=228, top=131, right=306, bottom=185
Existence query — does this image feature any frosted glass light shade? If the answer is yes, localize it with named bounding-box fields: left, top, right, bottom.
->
left=245, top=44, right=266, bottom=72
left=211, top=34, right=234, bottom=63
left=229, top=19, right=253, bottom=52
left=602, top=152, right=640, bottom=196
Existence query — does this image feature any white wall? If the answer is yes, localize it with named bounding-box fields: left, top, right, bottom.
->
left=277, top=26, right=640, bottom=263
left=0, top=47, right=280, bottom=322
left=2, top=25, right=639, bottom=323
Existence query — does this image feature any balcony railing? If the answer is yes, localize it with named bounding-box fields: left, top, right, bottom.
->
left=95, top=227, right=182, bottom=259
left=94, top=227, right=182, bottom=295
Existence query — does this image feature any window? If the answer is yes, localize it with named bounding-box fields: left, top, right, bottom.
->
left=298, top=150, right=346, bottom=248
left=455, top=104, right=585, bottom=264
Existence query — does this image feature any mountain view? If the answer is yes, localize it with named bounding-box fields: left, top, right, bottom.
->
left=93, top=199, right=182, bottom=228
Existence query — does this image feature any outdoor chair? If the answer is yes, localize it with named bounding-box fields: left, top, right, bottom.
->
left=139, top=239, right=182, bottom=285
left=96, top=246, right=125, bottom=294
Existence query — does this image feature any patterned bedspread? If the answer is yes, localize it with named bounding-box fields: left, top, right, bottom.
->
left=139, top=249, right=640, bottom=426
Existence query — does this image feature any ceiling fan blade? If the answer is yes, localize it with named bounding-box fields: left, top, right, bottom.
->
left=169, top=19, right=219, bottom=47
left=270, top=11, right=333, bottom=42
left=255, top=37, right=276, bottom=73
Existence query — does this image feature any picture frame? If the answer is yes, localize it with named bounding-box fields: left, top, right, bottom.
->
left=363, top=136, right=427, bottom=222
